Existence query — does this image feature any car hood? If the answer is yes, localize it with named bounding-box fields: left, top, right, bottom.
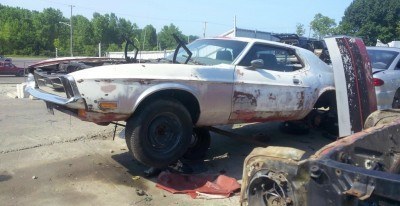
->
left=68, top=62, right=234, bottom=83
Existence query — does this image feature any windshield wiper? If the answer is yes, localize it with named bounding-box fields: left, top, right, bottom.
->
left=182, top=55, right=203, bottom=65
left=124, top=37, right=139, bottom=63
left=172, top=34, right=192, bottom=64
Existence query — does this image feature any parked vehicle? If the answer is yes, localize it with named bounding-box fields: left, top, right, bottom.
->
left=0, top=61, right=24, bottom=76
left=26, top=36, right=336, bottom=168
left=0, top=55, right=12, bottom=62
left=367, top=46, right=400, bottom=110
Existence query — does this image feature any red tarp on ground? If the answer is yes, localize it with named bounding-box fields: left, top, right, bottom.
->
left=156, top=171, right=241, bottom=199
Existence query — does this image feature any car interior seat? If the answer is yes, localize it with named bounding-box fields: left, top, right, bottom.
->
left=258, top=53, right=278, bottom=69
left=216, top=50, right=233, bottom=61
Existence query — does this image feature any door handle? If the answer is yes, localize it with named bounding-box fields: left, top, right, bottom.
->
left=293, top=78, right=300, bottom=84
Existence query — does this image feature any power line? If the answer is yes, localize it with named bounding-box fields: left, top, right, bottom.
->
left=37, top=0, right=232, bottom=29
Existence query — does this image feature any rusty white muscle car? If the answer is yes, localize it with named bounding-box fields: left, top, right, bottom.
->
left=26, top=36, right=335, bottom=168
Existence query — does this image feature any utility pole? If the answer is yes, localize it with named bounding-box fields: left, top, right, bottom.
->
left=69, top=5, right=74, bottom=57
left=234, top=16, right=237, bottom=37
left=98, top=43, right=101, bottom=57
left=203, top=21, right=207, bottom=38
left=142, top=28, right=147, bottom=51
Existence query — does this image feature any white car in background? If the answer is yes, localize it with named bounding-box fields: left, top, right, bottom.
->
left=367, top=46, right=400, bottom=109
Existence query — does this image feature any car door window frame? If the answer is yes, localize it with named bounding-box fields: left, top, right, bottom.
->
left=238, top=43, right=304, bottom=72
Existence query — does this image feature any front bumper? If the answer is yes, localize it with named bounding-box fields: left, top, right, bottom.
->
left=26, top=72, right=130, bottom=123
left=26, top=72, right=86, bottom=110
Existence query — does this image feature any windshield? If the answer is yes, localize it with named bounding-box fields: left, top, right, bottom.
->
left=166, top=39, right=248, bottom=65
left=367, top=49, right=399, bottom=70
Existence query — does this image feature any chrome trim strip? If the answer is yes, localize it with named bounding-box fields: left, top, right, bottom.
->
left=26, top=73, right=86, bottom=109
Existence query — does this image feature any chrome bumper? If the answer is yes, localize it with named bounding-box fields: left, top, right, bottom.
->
left=25, top=73, right=86, bottom=110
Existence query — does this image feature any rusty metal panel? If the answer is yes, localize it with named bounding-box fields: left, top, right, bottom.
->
left=325, top=36, right=377, bottom=137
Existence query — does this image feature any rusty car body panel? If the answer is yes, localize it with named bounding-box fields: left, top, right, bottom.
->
left=240, top=111, right=400, bottom=206
left=26, top=37, right=334, bottom=125
left=239, top=37, right=396, bottom=206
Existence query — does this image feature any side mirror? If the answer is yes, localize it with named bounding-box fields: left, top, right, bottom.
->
left=249, top=59, right=264, bottom=69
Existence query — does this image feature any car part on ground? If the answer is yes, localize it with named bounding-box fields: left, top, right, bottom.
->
left=240, top=36, right=394, bottom=206
left=240, top=110, right=400, bottom=206
left=325, top=36, right=377, bottom=137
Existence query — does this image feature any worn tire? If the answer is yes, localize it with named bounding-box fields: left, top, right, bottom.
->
left=392, top=89, right=400, bottom=109
left=16, top=70, right=24, bottom=77
left=125, top=98, right=192, bottom=168
left=183, top=128, right=211, bottom=160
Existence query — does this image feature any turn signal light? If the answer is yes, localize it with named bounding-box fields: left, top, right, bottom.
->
left=99, top=101, right=118, bottom=110
left=373, top=78, right=384, bottom=86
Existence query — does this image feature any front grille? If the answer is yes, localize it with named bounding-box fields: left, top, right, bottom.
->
left=34, top=71, right=69, bottom=98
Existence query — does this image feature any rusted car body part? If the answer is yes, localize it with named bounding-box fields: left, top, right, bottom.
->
left=325, top=36, right=377, bottom=137
left=240, top=111, right=400, bottom=206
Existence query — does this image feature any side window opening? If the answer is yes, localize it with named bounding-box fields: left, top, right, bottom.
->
left=239, top=44, right=303, bottom=72
left=396, top=60, right=400, bottom=70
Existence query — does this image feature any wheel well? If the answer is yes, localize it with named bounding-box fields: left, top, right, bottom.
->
left=133, top=89, right=200, bottom=124
left=314, top=90, right=336, bottom=109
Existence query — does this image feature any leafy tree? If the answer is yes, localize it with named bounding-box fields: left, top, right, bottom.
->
left=72, top=15, right=95, bottom=56
left=187, top=35, right=199, bottom=43
left=141, top=25, right=157, bottom=50
left=310, top=13, right=337, bottom=40
left=296, top=23, right=306, bottom=36
left=339, top=0, right=400, bottom=45
left=158, top=24, right=185, bottom=50
left=0, top=4, right=198, bottom=56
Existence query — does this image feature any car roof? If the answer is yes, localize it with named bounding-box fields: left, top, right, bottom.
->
left=367, top=46, right=400, bottom=52
left=202, top=36, right=303, bottom=50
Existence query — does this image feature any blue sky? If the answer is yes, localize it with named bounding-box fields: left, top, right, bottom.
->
left=2, top=0, right=352, bottom=37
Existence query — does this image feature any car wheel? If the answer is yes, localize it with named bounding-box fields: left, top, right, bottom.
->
left=16, top=70, right=24, bottom=77
left=183, top=128, right=211, bottom=160
left=125, top=98, right=192, bottom=168
left=392, top=90, right=400, bottom=109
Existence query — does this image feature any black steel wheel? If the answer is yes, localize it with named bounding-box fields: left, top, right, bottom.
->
left=392, top=89, right=400, bottom=109
left=125, top=98, right=192, bottom=168
left=183, top=128, right=211, bottom=160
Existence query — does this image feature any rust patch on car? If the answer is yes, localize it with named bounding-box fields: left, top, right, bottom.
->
left=138, top=79, right=152, bottom=85
left=297, top=91, right=305, bottom=109
left=95, top=79, right=114, bottom=83
left=233, top=90, right=261, bottom=107
left=268, top=93, right=276, bottom=100
left=101, top=85, right=116, bottom=93
left=79, top=111, right=129, bottom=123
left=236, top=69, right=244, bottom=76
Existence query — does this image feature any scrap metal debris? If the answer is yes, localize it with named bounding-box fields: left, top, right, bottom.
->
left=156, top=171, right=240, bottom=199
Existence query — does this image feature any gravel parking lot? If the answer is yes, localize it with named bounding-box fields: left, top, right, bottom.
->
left=0, top=71, right=332, bottom=206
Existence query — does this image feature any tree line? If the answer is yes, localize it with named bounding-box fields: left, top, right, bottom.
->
left=2, top=0, right=400, bottom=57
left=297, top=0, right=400, bottom=45
left=0, top=4, right=198, bottom=57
